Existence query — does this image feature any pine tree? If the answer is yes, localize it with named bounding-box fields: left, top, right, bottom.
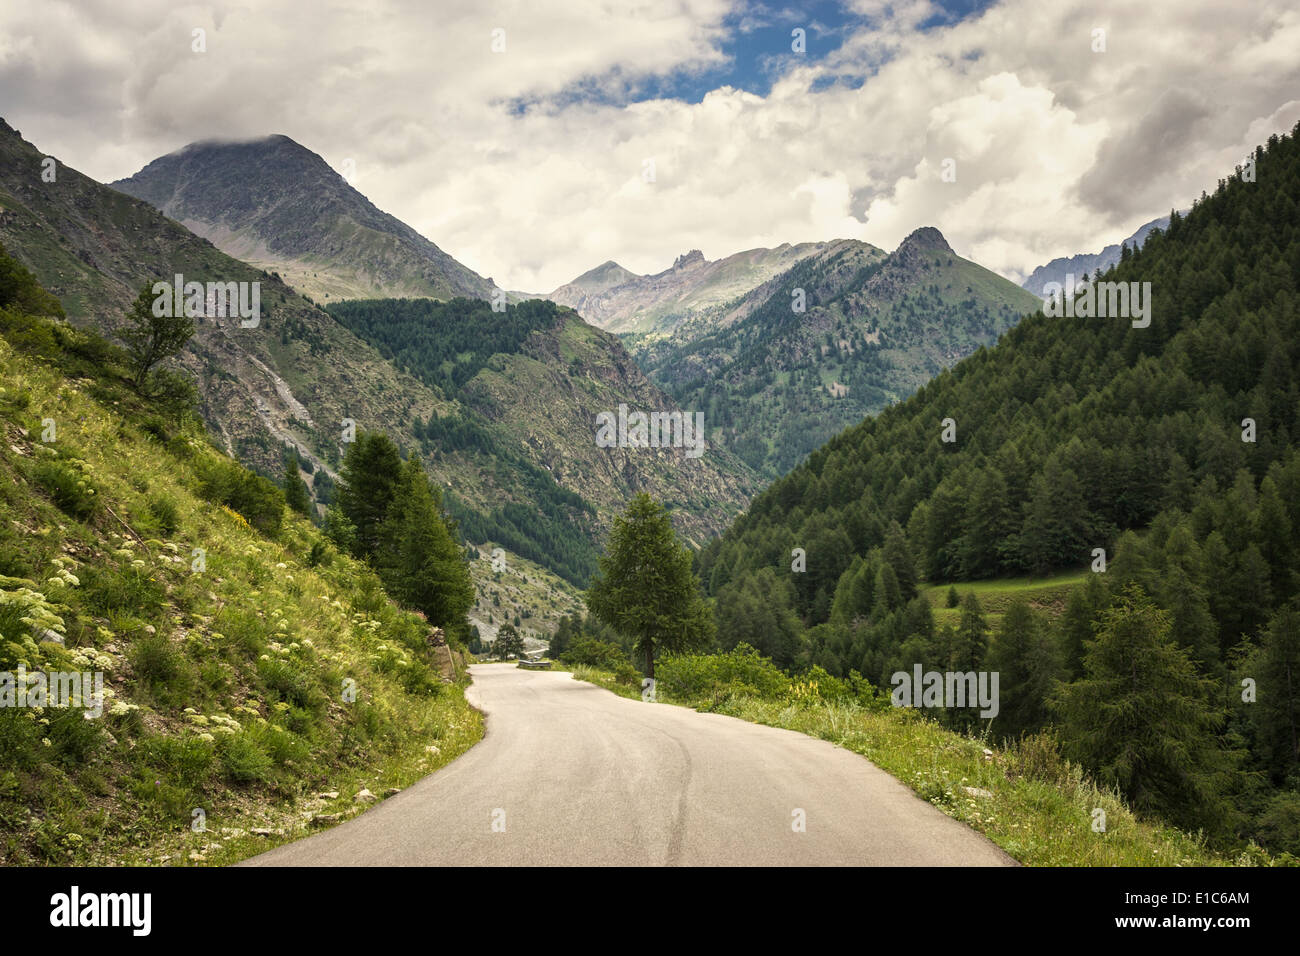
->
left=337, top=431, right=403, bottom=558
left=375, top=455, right=473, bottom=631
left=715, top=568, right=802, bottom=669
left=961, top=467, right=1013, bottom=578
left=1240, top=605, right=1300, bottom=783
left=987, top=599, right=1061, bottom=741
left=1059, top=572, right=1109, bottom=678
left=586, top=494, right=713, bottom=679
left=1019, top=458, right=1092, bottom=575
left=951, top=592, right=988, bottom=672
left=495, top=623, right=525, bottom=659
left=283, top=455, right=311, bottom=516
left=1052, top=586, right=1235, bottom=834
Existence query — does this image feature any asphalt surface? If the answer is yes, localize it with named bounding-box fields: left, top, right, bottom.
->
left=243, top=664, right=1017, bottom=866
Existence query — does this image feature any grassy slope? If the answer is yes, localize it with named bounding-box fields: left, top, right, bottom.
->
left=564, top=663, right=1269, bottom=866
left=922, top=570, right=1088, bottom=628
left=0, top=323, right=481, bottom=866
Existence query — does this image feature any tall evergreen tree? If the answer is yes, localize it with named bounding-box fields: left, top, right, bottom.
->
left=987, top=599, right=1061, bottom=741
left=375, top=455, right=473, bottom=631
left=1240, top=604, right=1300, bottom=783
left=1059, top=572, right=1109, bottom=678
left=337, top=431, right=403, bottom=558
left=1052, top=586, right=1236, bottom=835
left=283, top=454, right=311, bottom=516
left=586, top=494, right=713, bottom=679
left=495, top=622, right=525, bottom=659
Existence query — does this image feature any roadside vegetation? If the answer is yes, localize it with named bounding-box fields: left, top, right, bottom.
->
left=0, top=247, right=482, bottom=865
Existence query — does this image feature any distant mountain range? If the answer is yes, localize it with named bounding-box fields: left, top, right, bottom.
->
left=540, top=243, right=830, bottom=335
left=550, top=228, right=1041, bottom=478
left=1020, top=214, right=1173, bottom=296
left=0, top=121, right=757, bottom=585
left=111, top=135, right=497, bottom=304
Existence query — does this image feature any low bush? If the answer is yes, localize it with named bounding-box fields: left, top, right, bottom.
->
left=657, top=643, right=789, bottom=700
left=32, top=459, right=99, bottom=521
left=559, top=638, right=628, bottom=670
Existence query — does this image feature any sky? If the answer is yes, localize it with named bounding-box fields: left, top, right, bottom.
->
left=2, top=0, right=1298, bottom=291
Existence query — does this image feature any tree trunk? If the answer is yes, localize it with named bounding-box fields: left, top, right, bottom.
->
left=645, top=643, right=654, bottom=681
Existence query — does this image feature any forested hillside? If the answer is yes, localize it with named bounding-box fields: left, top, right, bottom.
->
left=327, top=296, right=758, bottom=583
left=0, top=121, right=756, bottom=591
left=699, top=124, right=1300, bottom=850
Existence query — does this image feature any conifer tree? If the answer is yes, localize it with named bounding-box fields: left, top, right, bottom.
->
left=337, top=431, right=403, bottom=558
left=375, top=455, right=473, bottom=631
left=586, top=494, right=713, bottom=679
left=1052, top=586, right=1235, bottom=834
left=283, top=454, right=311, bottom=516
left=987, top=599, right=1061, bottom=741
left=1240, top=604, right=1300, bottom=783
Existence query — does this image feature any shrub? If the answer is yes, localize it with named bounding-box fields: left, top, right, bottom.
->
left=129, top=632, right=194, bottom=708
left=45, top=704, right=105, bottom=766
left=195, top=457, right=283, bottom=536
left=135, top=733, right=215, bottom=790
left=1006, top=730, right=1072, bottom=786
left=32, top=459, right=99, bottom=521
left=82, top=565, right=165, bottom=619
left=257, top=657, right=322, bottom=711
left=307, top=540, right=331, bottom=568
left=248, top=722, right=309, bottom=767
left=1256, top=791, right=1300, bottom=856
left=612, top=660, right=641, bottom=687
left=559, top=638, right=628, bottom=670
left=218, top=732, right=274, bottom=784
left=657, top=644, right=789, bottom=700
left=213, top=606, right=266, bottom=658
left=145, top=495, right=181, bottom=535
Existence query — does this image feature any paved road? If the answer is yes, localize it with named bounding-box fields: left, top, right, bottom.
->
left=244, top=664, right=1016, bottom=866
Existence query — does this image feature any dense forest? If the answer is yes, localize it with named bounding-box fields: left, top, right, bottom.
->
left=696, top=124, right=1300, bottom=850
left=326, top=297, right=564, bottom=394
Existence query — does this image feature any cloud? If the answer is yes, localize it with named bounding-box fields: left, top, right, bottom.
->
left=1, top=0, right=1298, bottom=289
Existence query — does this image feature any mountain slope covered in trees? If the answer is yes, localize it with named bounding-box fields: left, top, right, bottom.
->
left=698, top=123, right=1300, bottom=851
left=327, top=297, right=758, bottom=580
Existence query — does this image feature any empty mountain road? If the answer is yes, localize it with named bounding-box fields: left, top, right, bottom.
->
left=244, top=664, right=1016, bottom=866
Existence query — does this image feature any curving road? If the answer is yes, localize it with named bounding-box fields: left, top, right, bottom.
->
left=244, top=664, right=1016, bottom=866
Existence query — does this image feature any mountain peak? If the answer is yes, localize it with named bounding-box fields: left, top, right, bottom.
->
left=673, top=249, right=706, bottom=270
left=111, top=134, right=494, bottom=302
left=896, top=226, right=952, bottom=254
